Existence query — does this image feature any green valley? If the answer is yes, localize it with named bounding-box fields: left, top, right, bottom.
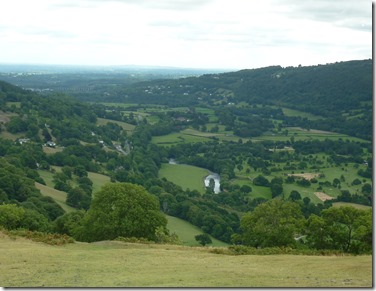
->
left=0, top=59, right=372, bottom=287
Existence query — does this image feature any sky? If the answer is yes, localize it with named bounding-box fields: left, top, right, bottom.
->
left=0, top=0, right=372, bottom=70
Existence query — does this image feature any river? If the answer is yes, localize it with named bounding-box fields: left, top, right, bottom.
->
left=204, top=173, right=221, bottom=194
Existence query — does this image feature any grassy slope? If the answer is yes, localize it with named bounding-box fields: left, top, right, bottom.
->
left=166, top=215, right=228, bottom=247
left=35, top=182, right=75, bottom=213
left=38, top=168, right=111, bottom=194
left=0, top=232, right=371, bottom=287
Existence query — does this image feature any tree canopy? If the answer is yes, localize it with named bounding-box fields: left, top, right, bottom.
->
left=78, top=183, right=167, bottom=242
left=239, top=199, right=305, bottom=248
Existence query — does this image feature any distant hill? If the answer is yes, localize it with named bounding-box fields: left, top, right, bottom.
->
left=108, top=59, right=372, bottom=140
left=112, top=59, right=371, bottom=113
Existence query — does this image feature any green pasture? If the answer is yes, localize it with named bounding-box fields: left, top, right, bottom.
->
left=35, top=182, right=75, bottom=213
left=232, top=156, right=371, bottom=205
left=42, top=146, right=63, bottom=155
left=332, top=202, right=372, bottom=210
left=5, top=102, right=21, bottom=108
left=38, top=169, right=56, bottom=188
left=152, top=132, right=211, bottom=145
left=38, top=167, right=111, bottom=195
left=152, top=127, right=247, bottom=146
left=159, top=163, right=209, bottom=193
left=0, top=131, right=23, bottom=141
left=195, top=107, right=217, bottom=122
left=252, top=127, right=368, bottom=143
left=96, top=117, right=135, bottom=134
left=88, top=172, right=111, bottom=193
left=281, top=107, right=323, bottom=120
left=166, top=215, right=228, bottom=247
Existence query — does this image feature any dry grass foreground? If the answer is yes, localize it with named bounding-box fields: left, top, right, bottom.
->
left=0, top=232, right=372, bottom=287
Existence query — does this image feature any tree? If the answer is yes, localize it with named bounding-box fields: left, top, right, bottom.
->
left=0, top=204, right=52, bottom=232
left=54, top=210, right=86, bottom=238
left=239, top=199, right=305, bottom=248
left=361, top=183, right=372, bottom=195
left=321, top=206, right=369, bottom=253
left=66, top=187, right=91, bottom=210
left=289, top=190, right=302, bottom=201
left=0, top=204, right=25, bottom=230
left=78, top=183, right=167, bottom=242
left=253, top=175, right=270, bottom=187
left=351, top=178, right=362, bottom=186
left=21, top=208, right=51, bottom=232
left=195, top=233, right=212, bottom=246
left=306, top=206, right=372, bottom=253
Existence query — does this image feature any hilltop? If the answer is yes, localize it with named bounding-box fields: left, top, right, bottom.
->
left=0, top=231, right=372, bottom=287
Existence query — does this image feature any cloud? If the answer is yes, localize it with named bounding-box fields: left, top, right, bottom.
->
left=278, top=0, right=371, bottom=31
left=128, top=0, right=213, bottom=10
left=48, top=0, right=213, bottom=11
left=0, top=0, right=371, bottom=69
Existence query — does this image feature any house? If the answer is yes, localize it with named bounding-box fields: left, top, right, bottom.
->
left=18, top=138, right=30, bottom=144
left=46, top=141, right=56, bottom=147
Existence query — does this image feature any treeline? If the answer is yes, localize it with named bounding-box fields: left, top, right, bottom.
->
left=235, top=199, right=371, bottom=254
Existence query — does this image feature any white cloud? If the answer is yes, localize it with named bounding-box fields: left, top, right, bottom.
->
left=0, top=0, right=371, bottom=69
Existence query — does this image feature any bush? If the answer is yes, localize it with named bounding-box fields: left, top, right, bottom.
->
left=209, top=245, right=349, bottom=256
left=6, top=229, right=74, bottom=245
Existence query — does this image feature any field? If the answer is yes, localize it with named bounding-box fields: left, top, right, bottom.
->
left=166, top=215, right=228, bottom=247
left=38, top=168, right=111, bottom=195
left=252, top=127, right=367, bottom=143
left=159, top=163, right=209, bottom=193
left=0, top=232, right=371, bottom=287
left=35, top=182, right=75, bottom=213
left=281, top=107, right=323, bottom=120
left=332, top=202, right=372, bottom=210
left=152, top=128, right=246, bottom=145
left=96, top=117, right=136, bottom=134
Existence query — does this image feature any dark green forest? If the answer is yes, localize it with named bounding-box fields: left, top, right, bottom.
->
left=0, top=59, right=372, bottom=254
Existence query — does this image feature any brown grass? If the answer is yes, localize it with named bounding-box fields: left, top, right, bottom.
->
left=314, top=192, right=335, bottom=202
left=0, top=232, right=371, bottom=287
left=288, top=173, right=320, bottom=181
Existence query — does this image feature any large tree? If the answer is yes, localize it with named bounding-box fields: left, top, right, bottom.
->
left=239, top=199, right=305, bottom=248
left=79, top=183, right=167, bottom=242
left=306, top=206, right=372, bottom=253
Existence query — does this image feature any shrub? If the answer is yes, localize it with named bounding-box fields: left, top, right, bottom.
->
left=7, top=229, right=74, bottom=245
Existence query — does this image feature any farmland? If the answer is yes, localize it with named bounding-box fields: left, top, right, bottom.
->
left=159, top=163, right=209, bottom=193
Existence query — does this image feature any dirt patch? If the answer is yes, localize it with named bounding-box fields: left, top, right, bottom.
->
left=288, top=173, right=320, bottom=181
left=0, top=112, right=11, bottom=123
left=315, top=192, right=335, bottom=201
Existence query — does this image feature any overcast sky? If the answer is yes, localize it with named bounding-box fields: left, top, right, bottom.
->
left=0, top=0, right=372, bottom=70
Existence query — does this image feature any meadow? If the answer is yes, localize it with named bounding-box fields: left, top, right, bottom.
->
left=96, top=117, right=136, bottom=134
left=159, top=163, right=209, bottom=193
left=166, top=215, right=228, bottom=247
left=38, top=167, right=111, bottom=195
left=0, top=231, right=371, bottom=287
